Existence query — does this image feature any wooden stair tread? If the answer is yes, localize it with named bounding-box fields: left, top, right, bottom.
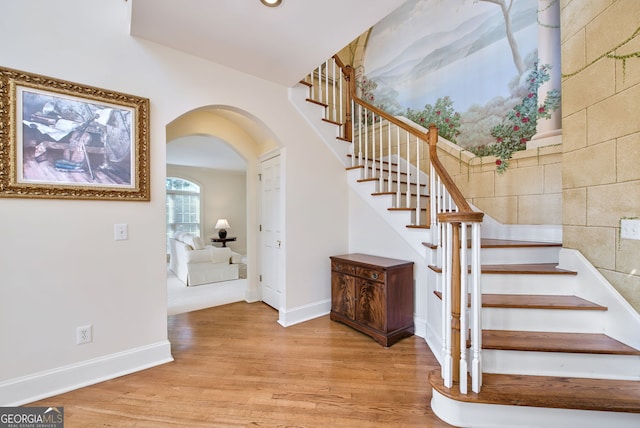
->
left=357, top=177, right=427, bottom=188
left=482, top=294, right=606, bottom=310
left=423, top=238, right=562, bottom=250
left=483, top=330, right=640, bottom=355
left=433, top=291, right=607, bottom=310
left=429, top=370, right=640, bottom=413
left=372, top=191, right=428, bottom=197
left=388, top=207, right=427, bottom=212
left=346, top=153, right=398, bottom=166
left=305, top=98, right=327, bottom=107
left=428, top=263, right=577, bottom=275
left=482, top=263, right=577, bottom=274
left=322, top=117, right=341, bottom=126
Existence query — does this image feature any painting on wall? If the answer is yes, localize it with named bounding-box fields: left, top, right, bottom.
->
left=0, top=66, right=150, bottom=200
left=361, top=0, right=560, bottom=171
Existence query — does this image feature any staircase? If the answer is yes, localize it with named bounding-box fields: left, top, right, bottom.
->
left=293, top=57, right=640, bottom=427
left=427, top=238, right=640, bottom=427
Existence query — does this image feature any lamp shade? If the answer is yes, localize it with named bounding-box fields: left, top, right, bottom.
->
left=215, top=219, right=230, bottom=229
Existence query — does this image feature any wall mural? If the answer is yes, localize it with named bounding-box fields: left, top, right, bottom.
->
left=361, top=0, right=560, bottom=172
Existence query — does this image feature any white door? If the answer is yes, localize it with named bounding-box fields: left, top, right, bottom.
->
left=260, top=155, right=282, bottom=310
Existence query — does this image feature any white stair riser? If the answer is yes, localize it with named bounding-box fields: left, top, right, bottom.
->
left=387, top=206, right=429, bottom=227
left=480, top=246, right=561, bottom=264
left=480, top=273, right=576, bottom=295
left=481, top=307, right=604, bottom=333
left=482, top=349, right=640, bottom=380
left=388, top=194, right=428, bottom=209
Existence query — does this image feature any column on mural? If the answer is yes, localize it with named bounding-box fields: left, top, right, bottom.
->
left=534, top=0, right=561, bottom=139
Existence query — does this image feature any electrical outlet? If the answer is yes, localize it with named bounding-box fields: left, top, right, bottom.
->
left=77, top=325, right=92, bottom=345
left=621, top=219, right=640, bottom=240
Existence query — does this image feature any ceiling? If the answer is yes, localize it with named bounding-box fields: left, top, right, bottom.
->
left=166, top=135, right=247, bottom=172
left=131, top=0, right=407, bottom=170
left=130, top=0, right=406, bottom=86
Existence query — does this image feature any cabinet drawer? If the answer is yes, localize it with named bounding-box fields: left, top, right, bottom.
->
left=356, top=266, right=385, bottom=283
left=332, top=260, right=356, bottom=275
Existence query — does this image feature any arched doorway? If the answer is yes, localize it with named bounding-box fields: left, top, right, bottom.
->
left=165, top=106, right=279, bottom=313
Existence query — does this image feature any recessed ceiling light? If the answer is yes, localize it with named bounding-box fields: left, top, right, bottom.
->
left=260, top=0, right=283, bottom=7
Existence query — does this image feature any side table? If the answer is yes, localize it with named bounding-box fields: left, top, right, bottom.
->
left=211, top=237, right=236, bottom=247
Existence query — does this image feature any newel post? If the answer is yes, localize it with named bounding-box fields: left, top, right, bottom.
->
left=428, top=123, right=438, bottom=159
left=344, top=65, right=354, bottom=142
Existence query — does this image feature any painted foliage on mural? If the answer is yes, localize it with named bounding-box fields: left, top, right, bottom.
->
left=362, top=0, right=560, bottom=172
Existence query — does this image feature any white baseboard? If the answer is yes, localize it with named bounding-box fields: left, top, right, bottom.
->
left=0, top=340, right=173, bottom=406
left=413, top=315, right=427, bottom=339
left=278, top=299, right=331, bottom=327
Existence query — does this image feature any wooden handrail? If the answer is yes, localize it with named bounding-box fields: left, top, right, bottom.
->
left=335, top=56, right=482, bottom=225
left=346, top=69, right=431, bottom=142
left=427, top=124, right=475, bottom=216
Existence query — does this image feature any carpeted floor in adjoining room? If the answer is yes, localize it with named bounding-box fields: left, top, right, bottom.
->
left=166, top=264, right=247, bottom=315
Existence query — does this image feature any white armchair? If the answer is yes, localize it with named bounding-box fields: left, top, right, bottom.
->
left=169, top=232, right=242, bottom=286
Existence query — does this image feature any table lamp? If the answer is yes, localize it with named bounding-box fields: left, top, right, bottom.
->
left=215, top=219, right=230, bottom=238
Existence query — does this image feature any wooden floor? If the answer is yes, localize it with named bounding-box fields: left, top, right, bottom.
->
left=29, top=302, right=453, bottom=427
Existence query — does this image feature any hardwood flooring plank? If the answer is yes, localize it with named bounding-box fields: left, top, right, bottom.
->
left=28, top=302, right=452, bottom=427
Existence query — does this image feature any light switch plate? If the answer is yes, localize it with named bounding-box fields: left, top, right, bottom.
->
left=114, top=223, right=128, bottom=240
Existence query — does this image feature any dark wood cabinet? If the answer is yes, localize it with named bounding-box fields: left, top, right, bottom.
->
left=330, top=253, right=414, bottom=347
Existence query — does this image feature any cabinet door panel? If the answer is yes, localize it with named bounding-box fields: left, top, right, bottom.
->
left=331, top=272, right=355, bottom=319
left=356, top=280, right=385, bottom=331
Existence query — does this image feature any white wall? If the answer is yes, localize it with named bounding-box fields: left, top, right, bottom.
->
left=347, top=188, right=431, bottom=336
left=0, top=0, right=348, bottom=404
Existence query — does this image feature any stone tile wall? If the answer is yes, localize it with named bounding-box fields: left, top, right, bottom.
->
left=437, top=140, right=563, bottom=225
left=561, top=0, right=640, bottom=310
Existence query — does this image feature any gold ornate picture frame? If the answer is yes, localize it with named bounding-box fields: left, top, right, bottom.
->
left=0, top=66, right=150, bottom=201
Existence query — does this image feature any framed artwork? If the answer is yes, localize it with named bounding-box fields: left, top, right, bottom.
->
left=0, top=66, right=150, bottom=200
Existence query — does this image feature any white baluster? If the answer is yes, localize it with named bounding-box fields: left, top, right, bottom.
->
left=387, top=122, right=392, bottom=193
left=332, top=59, right=337, bottom=123
left=459, top=223, right=468, bottom=394
left=324, top=60, right=329, bottom=106
left=364, top=108, right=369, bottom=179
left=379, top=117, right=384, bottom=190
left=443, top=222, right=453, bottom=388
left=405, top=130, right=411, bottom=211
left=396, top=126, right=401, bottom=207
left=317, top=65, right=322, bottom=103
left=430, top=164, right=437, bottom=244
left=440, top=217, right=449, bottom=379
left=338, top=64, right=343, bottom=136
left=415, top=136, right=421, bottom=225
left=351, top=99, right=355, bottom=167
left=371, top=113, right=376, bottom=181
left=471, top=221, right=482, bottom=393
left=310, top=71, right=315, bottom=101
left=357, top=104, right=363, bottom=168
